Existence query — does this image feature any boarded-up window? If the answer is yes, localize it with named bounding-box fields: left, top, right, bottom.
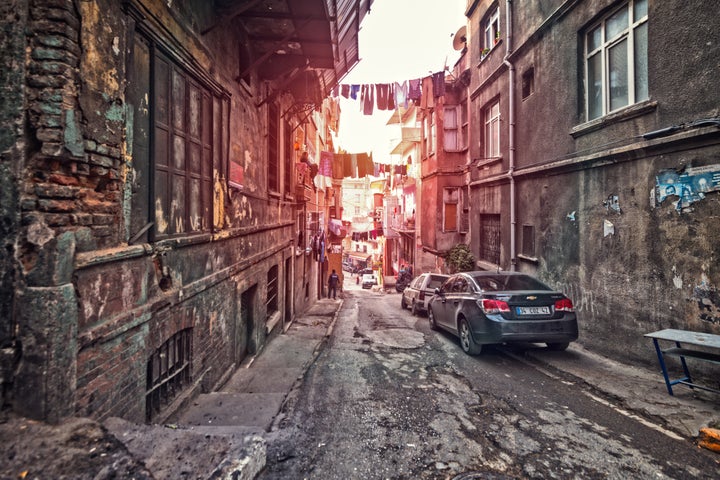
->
left=266, top=265, right=279, bottom=320
left=522, top=224, right=535, bottom=257
left=443, top=188, right=459, bottom=232
left=479, top=214, right=501, bottom=265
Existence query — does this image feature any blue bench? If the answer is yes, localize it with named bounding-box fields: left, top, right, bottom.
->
left=645, top=329, right=720, bottom=396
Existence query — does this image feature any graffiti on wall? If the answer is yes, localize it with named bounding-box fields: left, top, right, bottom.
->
left=655, top=164, right=720, bottom=212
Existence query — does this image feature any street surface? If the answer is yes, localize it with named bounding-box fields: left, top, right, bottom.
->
left=258, top=276, right=719, bottom=479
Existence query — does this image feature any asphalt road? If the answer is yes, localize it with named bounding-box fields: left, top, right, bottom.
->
left=258, top=282, right=719, bottom=479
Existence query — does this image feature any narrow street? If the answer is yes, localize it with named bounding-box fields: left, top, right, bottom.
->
left=258, top=277, right=719, bottom=479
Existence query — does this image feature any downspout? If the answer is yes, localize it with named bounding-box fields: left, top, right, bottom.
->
left=503, top=0, right=517, bottom=271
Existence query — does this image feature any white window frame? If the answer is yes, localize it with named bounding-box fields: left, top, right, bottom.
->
left=484, top=6, right=500, bottom=51
left=423, top=110, right=435, bottom=157
left=584, top=0, right=648, bottom=121
left=484, top=100, right=500, bottom=159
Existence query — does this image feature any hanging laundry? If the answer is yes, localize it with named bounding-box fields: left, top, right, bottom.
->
left=341, top=84, right=350, bottom=98
left=408, top=78, right=422, bottom=101
left=395, top=81, right=408, bottom=108
left=363, top=84, right=375, bottom=115
left=432, top=71, right=446, bottom=98
left=317, top=151, right=334, bottom=190
left=387, top=83, right=396, bottom=110
left=350, top=84, right=360, bottom=100
left=375, top=83, right=389, bottom=110
left=421, top=75, right=434, bottom=110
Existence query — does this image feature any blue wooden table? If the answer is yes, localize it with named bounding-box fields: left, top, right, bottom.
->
left=644, top=329, right=720, bottom=395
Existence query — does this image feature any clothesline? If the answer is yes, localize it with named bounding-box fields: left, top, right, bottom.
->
left=331, top=70, right=446, bottom=115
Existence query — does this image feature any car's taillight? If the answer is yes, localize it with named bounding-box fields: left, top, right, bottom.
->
left=554, top=298, right=574, bottom=312
left=479, top=299, right=510, bottom=314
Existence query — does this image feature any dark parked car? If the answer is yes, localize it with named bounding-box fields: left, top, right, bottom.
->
left=401, top=273, right=449, bottom=316
left=427, top=271, right=578, bottom=355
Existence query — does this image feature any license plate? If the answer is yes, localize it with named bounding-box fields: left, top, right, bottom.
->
left=516, top=306, right=550, bottom=315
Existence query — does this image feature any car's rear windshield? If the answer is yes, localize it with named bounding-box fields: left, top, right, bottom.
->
left=471, top=274, right=551, bottom=292
left=427, top=277, right=446, bottom=289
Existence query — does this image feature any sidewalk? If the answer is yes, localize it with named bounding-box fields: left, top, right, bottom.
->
left=105, top=297, right=343, bottom=480
left=105, top=295, right=720, bottom=478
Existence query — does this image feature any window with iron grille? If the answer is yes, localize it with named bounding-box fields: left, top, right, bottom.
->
left=268, top=103, right=280, bottom=193
left=479, top=214, right=501, bottom=265
left=146, top=328, right=192, bottom=422
left=266, top=265, right=279, bottom=320
left=585, top=0, right=648, bottom=121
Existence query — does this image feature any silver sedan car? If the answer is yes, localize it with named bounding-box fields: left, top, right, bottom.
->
left=428, top=271, right=578, bottom=355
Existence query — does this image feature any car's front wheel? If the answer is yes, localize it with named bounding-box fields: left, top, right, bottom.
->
left=458, top=317, right=482, bottom=355
left=546, top=341, right=569, bottom=351
left=428, top=306, right=438, bottom=330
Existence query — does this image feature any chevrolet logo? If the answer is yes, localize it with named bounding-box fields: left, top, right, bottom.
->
left=526, top=296, right=537, bottom=300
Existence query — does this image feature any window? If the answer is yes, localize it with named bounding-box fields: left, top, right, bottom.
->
left=283, top=119, right=293, bottom=194
left=146, top=328, right=192, bottom=422
left=443, top=188, right=460, bottom=232
left=127, top=27, right=226, bottom=242
left=484, top=6, right=500, bottom=50
left=444, top=104, right=468, bottom=151
left=484, top=100, right=500, bottom=159
left=266, top=265, right=279, bottom=320
left=268, top=103, right=280, bottom=193
left=423, top=110, right=435, bottom=157
left=521, top=224, right=535, bottom=257
left=522, top=67, right=535, bottom=99
left=479, top=214, right=501, bottom=265
left=585, top=0, right=648, bottom=121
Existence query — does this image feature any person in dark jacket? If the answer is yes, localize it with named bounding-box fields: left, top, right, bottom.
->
left=328, top=269, right=340, bottom=299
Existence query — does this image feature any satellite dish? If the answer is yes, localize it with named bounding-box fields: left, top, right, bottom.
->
left=452, top=26, right=467, bottom=51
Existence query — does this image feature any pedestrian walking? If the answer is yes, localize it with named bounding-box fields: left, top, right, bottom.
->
left=328, top=269, right=340, bottom=299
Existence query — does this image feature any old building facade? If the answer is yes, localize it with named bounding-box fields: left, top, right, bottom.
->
left=465, top=0, right=720, bottom=368
left=0, top=0, right=368, bottom=423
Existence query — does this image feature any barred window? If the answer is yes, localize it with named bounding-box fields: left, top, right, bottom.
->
left=146, top=328, right=192, bottom=422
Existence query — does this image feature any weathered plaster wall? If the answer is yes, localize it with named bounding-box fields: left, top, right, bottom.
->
left=0, top=0, right=28, bottom=409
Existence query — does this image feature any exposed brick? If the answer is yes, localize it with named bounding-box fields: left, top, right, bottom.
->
left=92, top=226, right=114, bottom=237
left=44, top=213, right=71, bottom=226
left=21, top=199, right=38, bottom=211
left=90, top=166, right=108, bottom=177
left=48, top=173, right=80, bottom=186
left=35, top=183, right=78, bottom=199
left=27, top=75, right=67, bottom=89
left=31, top=8, right=80, bottom=31
left=71, top=213, right=93, bottom=226
left=92, top=214, right=115, bottom=226
left=28, top=21, right=78, bottom=40
left=38, top=199, right=76, bottom=213
left=31, top=47, right=77, bottom=65
left=37, top=90, right=64, bottom=103
left=29, top=60, right=75, bottom=78
left=89, top=154, right=117, bottom=169
left=36, top=128, right=63, bottom=143
left=37, top=35, right=82, bottom=57
left=40, top=142, right=64, bottom=157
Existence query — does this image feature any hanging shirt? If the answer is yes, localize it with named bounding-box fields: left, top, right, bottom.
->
left=408, top=78, right=422, bottom=101
left=432, top=71, right=446, bottom=98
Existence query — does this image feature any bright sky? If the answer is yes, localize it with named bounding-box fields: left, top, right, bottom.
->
left=335, top=0, right=466, bottom=157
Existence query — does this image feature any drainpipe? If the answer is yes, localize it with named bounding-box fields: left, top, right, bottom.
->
left=503, top=0, right=517, bottom=271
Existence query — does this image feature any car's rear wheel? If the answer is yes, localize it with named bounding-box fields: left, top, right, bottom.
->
left=546, top=341, right=569, bottom=351
left=458, top=317, right=483, bottom=355
left=428, top=306, right=438, bottom=330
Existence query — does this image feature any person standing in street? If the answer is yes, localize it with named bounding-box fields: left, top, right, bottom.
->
left=328, top=269, right=340, bottom=299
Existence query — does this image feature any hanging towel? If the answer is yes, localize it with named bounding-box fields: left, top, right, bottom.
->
left=387, top=83, right=396, bottom=110
left=341, top=84, right=350, bottom=98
